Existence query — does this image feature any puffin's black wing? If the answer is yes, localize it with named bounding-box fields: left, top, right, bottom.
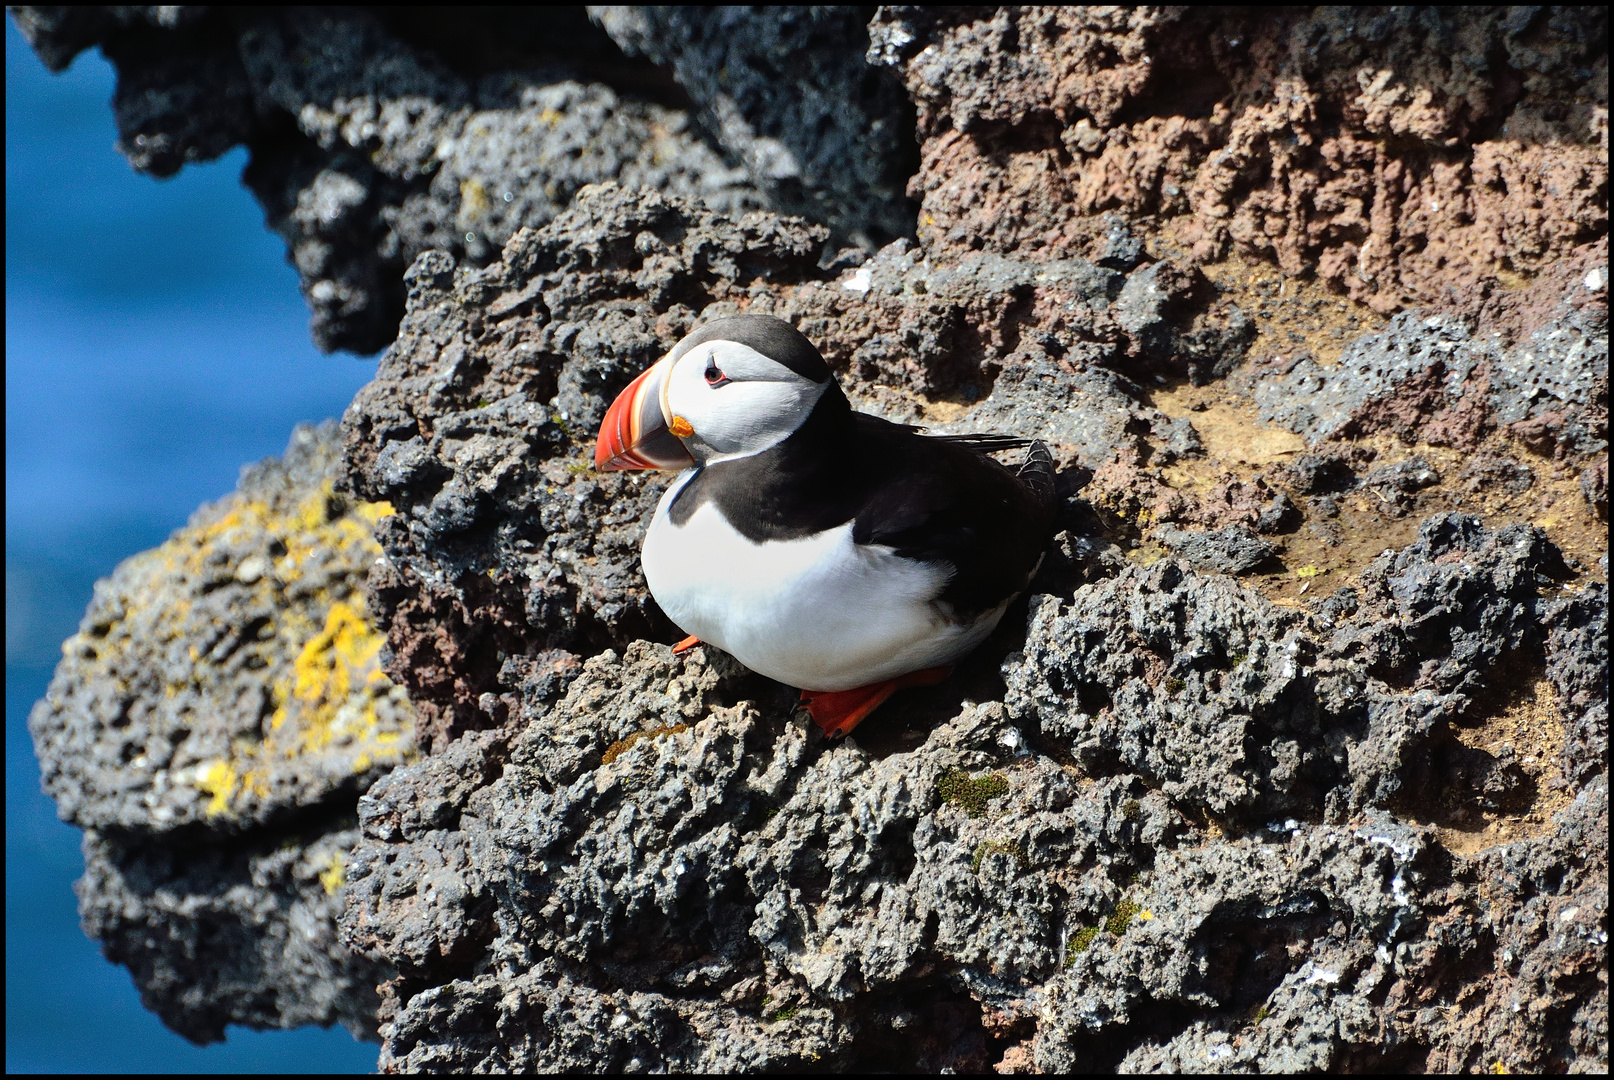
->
left=920, top=431, right=1036, bottom=453
left=921, top=433, right=1056, bottom=501
left=851, top=415, right=1056, bottom=620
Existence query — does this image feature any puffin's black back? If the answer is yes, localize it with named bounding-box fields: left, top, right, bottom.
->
left=668, top=385, right=1056, bottom=620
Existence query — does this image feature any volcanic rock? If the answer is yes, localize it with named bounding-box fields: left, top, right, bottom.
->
left=28, top=423, right=409, bottom=1042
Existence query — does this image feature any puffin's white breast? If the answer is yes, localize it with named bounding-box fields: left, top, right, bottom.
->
left=641, top=477, right=1003, bottom=691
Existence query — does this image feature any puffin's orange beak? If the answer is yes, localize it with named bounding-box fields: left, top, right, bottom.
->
left=594, top=354, right=696, bottom=471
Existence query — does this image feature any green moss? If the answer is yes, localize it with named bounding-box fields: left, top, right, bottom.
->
left=1065, top=927, right=1099, bottom=966
left=1121, top=799, right=1142, bottom=820
left=1164, top=677, right=1185, bottom=694
left=1252, top=1005, right=1270, bottom=1024
left=770, top=1004, right=800, bottom=1023
left=1105, top=898, right=1141, bottom=936
left=1230, top=651, right=1248, bottom=668
left=475, top=396, right=492, bottom=409
left=565, top=460, right=590, bottom=475
left=971, top=839, right=1028, bottom=874
left=936, top=768, right=1010, bottom=818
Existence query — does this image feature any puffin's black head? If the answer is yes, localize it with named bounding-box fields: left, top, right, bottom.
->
left=596, top=315, right=836, bottom=471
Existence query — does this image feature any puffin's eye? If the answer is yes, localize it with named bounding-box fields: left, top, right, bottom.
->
left=704, top=359, right=731, bottom=387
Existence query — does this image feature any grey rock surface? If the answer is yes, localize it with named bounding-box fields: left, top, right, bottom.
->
left=1544, top=582, right=1610, bottom=788
left=235, top=7, right=764, bottom=354
left=587, top=5, right=917, bottom=249
left=1254, top=261, right=1609, bottom=457
left=342, top=512, right=1607, bottom=1072
left=19, top=7, right=1607, bottom=1071
left=327, top=175, right=1603, bottom=1067
left=340, top=183, right=828, bottom=750
left=11, top=6, right=754, bottom=353
left=11, top=5, right=925, bottom=356
left=1153, top=523, right=1278, bottom=575
left=340, top=183, right=1256, bottom=751
left=28, top=424, right=409, bottom=1045
left=80, top=822, right=391, bottom=1045
left=30, top=423, right=415, bottom=835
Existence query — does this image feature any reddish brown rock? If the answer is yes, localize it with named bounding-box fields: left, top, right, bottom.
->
left=869, top=6, right=1608, bottom=313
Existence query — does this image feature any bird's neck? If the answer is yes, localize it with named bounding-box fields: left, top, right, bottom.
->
left=675, top=382, right=864, bottom=537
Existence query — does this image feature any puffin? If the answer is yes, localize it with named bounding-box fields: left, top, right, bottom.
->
left=594, top=314, right=1055, bottom=738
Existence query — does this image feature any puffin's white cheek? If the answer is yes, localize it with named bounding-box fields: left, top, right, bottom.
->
left=705, top=386, right=793, bottom=450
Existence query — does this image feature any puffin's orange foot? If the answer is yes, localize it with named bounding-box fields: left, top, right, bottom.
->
left=800, top=665, right=953, bottom=739
left=672, top=635, right=703, bottom=655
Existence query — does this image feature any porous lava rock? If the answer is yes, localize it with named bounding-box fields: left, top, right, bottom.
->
left=14, top=5, right=912, bottom=354
left=1544, top=581, right=1610, bottom=788
left=1254, top=241, right=1609, bottom=457
left=28, top=423, right=411, bottom=1043
left=586, top=5, right=918, bottom=248
left=18, top=6, right=1610, bottom=1072
left=31, top=424, right=415, bottom=834
left=1153, top=523, right=1279, bottom=574
left=339, top=182, right=1264, bottom=752
left=343, top=503, right=1607, bottom=1071
left=869, top=6, right=1608, bottom=314
left=338, top=184, right=827, bottom=750
left=329, top=169, right=1604, bottom=1066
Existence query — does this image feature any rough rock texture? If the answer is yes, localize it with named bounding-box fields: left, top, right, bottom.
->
left=1154, top=523, right=1278, bottom=574
left=78, top=819, right=389, bottom=1046
left=339, top=184, right=825, bottom=751
left=28, top=424, right=410, bottom=1043
left=1254, top=240, right=1609, bottom=456
left=31, top=423, right=415, bottom=833
left=21, top=6, right=1610, bottom=1072
left=1545, top=581, right=1610, bottom=788
left=586, top=5, right=917, bottom=248
left=339, top=182, right=1273, bottom=753
left=1009, top=515, right=1578, bottom=823
left=869, top=6, right=1608, bottom=313
left=332, top=176, right=1607, bottom=1071
left=12, top=6, right=898, bottom=354
left=342, top=508, right=1608, bottom=1072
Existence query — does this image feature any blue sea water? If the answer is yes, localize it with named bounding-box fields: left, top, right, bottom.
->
left=6, top=17, right=382, bottom=1072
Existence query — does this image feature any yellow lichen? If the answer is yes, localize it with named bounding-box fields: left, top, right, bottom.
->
left=123, top=482, right=417, bottom=821
left=291, top=602, right=379, bottom=720
left=319, top=851, right=346, bottom=896
left=459, top=178, right=490, bottom=220
left=197, top=759, right=238, bottom=817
